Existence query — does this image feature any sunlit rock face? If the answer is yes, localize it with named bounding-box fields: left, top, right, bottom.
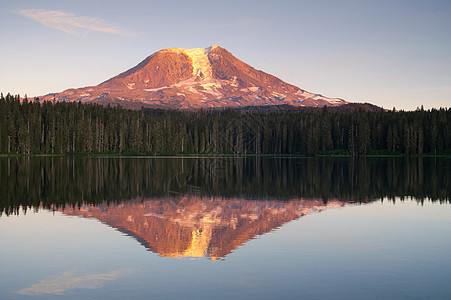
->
left=40, top=45, right=347, bottom=109
left=60, top=197, right=344, bottom=259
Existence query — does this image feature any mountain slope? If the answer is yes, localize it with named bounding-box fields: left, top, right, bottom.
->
left=40, top=45, right=348, bottom=109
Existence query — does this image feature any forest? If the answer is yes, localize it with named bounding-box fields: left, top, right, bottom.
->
left=1, top=92, right=450, bottom=156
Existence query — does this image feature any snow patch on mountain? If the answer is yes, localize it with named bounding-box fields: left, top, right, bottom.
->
left=166, top=45, right=220, bottom=81
left=182, top=46, right=214, bottom=80
left=144, top=86, right=169, bottom=92
left=326, top=99, right=345, bottom=104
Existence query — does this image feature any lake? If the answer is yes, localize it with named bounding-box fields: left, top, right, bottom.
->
left=1, top=157, right=450, bottom=299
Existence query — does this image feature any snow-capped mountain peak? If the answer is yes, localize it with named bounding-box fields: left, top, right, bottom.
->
left=40, top=45, right=348, bottom=109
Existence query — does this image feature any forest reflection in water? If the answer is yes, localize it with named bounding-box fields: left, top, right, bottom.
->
left=1, top=156, right=449, bottom=216
left=2, top=156, right=449, bottom=259
left=1, top=157, right=451, bottom=300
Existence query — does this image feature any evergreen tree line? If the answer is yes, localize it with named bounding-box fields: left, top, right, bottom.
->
left=1, top=93, right=450, bottom=155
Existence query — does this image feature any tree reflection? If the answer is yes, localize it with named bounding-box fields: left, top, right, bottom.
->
left=1, top=157, right=450, bottom=216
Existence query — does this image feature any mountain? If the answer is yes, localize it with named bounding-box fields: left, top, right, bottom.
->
left=59, top=197, right=345, bottom=260
left=40, top=45, right=348, bottom=109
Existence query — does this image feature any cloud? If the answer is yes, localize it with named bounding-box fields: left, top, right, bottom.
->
left=17, top=9, right=137, bottom=37
left=15, top=270, right=127, bottom=295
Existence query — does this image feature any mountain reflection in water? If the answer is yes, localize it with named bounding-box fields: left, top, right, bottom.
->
left=59, top=197, right=344, bottom=259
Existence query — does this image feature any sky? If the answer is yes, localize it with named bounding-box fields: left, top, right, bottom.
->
left=0, top=0, right=450, bottom=110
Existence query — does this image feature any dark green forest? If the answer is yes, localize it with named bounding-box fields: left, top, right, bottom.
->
left=1, top=93, right=450, bottom=156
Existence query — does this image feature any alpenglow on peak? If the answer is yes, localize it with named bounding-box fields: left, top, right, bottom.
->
left=39, top=45, right=348, bottom=109
left=166, top=46, right=218, bottom=80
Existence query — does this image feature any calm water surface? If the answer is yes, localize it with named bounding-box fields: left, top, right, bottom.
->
left=1, top=157, right=450, bottom=299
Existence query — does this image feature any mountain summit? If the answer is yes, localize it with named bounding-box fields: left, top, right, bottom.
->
left=40, top=45, right=348, bottom=109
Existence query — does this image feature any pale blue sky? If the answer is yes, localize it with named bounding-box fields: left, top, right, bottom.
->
left=1, top=0, right=450, bottom=110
